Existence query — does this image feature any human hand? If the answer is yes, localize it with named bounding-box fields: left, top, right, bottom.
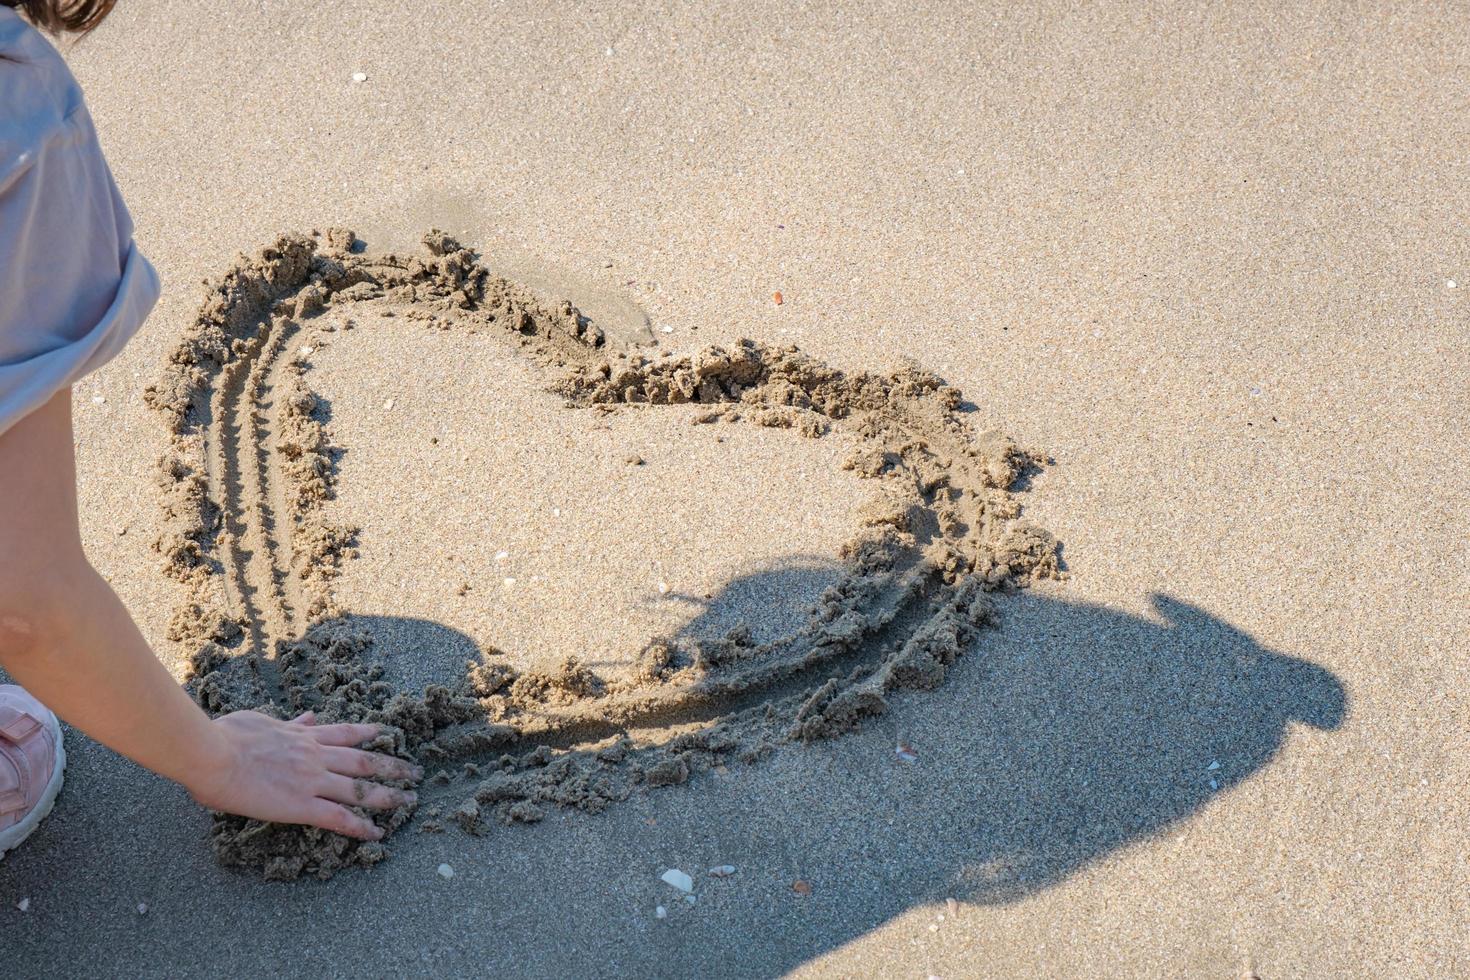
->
left=185, top=710, right=421, bottom=840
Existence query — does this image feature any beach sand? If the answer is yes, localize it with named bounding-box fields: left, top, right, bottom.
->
left=2, top=1, right=1466, bottom=975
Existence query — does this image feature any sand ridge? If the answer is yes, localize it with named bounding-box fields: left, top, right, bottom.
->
left=143, top=230, right=1060, bottom=881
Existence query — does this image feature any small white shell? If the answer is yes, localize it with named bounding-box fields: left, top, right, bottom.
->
left=660, top=869, right=693, bottom=893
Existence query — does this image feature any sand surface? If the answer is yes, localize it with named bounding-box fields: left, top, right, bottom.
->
left=3, top=0, right=1467, bottom=976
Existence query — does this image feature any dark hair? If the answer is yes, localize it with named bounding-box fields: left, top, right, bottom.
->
left=3, top=0, right=115, bottom=35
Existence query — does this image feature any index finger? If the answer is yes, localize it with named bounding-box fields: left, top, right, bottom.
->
left=310, top=722, right=383, bottom=747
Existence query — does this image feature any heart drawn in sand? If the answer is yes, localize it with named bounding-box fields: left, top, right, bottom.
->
left=143, top=229, right=1061, bottom=880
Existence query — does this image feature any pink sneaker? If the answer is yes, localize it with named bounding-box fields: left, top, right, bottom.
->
left=0, top=685, right=66, bottom=860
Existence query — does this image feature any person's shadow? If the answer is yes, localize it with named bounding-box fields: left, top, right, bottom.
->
left=376, top=555, right=1346, bottom=910
left=0, top=558, right=1348, bottom=978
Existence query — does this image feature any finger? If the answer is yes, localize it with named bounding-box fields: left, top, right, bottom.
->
left=310, top=722, right=383, bottom=747
left=302, top=799, right=384, bottom=841
left=319, top=773, right=417, bottom=811
left=292, top=711, right=316, bottom=726
left=322, top=746, right=422, bottom=782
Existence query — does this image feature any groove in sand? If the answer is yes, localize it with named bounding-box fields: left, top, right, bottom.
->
left=144, top=229, right=1062, bottom=880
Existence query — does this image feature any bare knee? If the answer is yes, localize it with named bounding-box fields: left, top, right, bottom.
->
left=0, top=556, right=91, bottom=665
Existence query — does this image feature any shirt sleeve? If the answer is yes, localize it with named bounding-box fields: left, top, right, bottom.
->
left=0, top=9, right=160, bottom=438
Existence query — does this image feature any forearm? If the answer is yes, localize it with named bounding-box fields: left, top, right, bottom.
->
left=1, top=391, right=410, bottom=838
left=0, top=560, right=228, bottom=794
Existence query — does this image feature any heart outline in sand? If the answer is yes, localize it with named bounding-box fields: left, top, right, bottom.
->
left=144, top=229, right=1061, bottom=880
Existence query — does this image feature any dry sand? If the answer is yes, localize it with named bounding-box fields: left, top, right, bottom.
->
left=2, top=0, right=1467, bottom=976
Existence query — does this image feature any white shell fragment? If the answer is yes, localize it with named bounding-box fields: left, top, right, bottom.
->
left=137, top=903, right=149, bottom=915
left=895, top=743, right=919, bottom=762
left=382, top=398, right=395, bottom=411
left=16, top=898, right=30, bottom=912
left=1206, top=760, right=1220, bottom=771
left=708, top=865, right=737, bottom=878
left=657, top=580, right=671, bottom=595
left=660, top=869, right=694, bottom=893
left=351, top=72, right=367, bottom=83
left=437, top=863, right=455, bottom=879
left=655, top=905, right=667, bottom=919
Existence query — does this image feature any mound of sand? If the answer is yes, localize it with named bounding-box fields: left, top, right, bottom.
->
left=143, top=230, right=1060, bottom=881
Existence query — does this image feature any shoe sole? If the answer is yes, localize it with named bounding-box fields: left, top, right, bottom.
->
left=0, top=710, right=67, bottom=860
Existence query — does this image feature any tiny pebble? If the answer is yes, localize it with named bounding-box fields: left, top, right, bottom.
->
left=655, top=905, right=667, bottom=919
left=661, top=325, right=674, bottom=333
left=383, top=398, right=395, bottom=411
left=929, top=923, right=939, bottom=932
left=1448, top=279, right=1458, bottom=289
left=773, top=291, right=784, bottom=305
left=552, top=507, right=561, bottom=517
left=115, top=525, right=128, bottom=536
left=684, top=894, right=696, bottom=905
left=494, top=550, right=510, bottom=561
left=657, top=580, right=671, bottom=595
left=708, top=865, right=736, bottom=877
left=299, top=345, right=314, bottom=356
left=93, top=395, right=106, bottom=404
left=605, top=47, right=614, bottom=56
left=603, top=260, right=614, bottom=268
left=351, top=71, right=367, bottom=82
left=625, top=454, right=645, bottom=466
left=792, top=879, right=812, bottom=896
left=946, top=897, right=959, bottom=916
left=17, top=898, right=30, bottom=912
left=503, top=577, right=516, bottom=587
left=437, top=863, right=454, bottom=879
left=895, top=743, right=919, bottom=762
left=1207, top=760, right=1220, bottom=770
left=1209, top=778, right=1219, bottom=790
left=136, top=903, right=148, bottom=915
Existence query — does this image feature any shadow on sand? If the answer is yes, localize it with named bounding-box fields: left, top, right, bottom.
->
left=0, top=558, right=1347, bottom=977
left=362, top=555, right=1346, bottom=927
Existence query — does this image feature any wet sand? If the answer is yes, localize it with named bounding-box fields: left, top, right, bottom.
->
left=2, top=1, right=1466, bottom=976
